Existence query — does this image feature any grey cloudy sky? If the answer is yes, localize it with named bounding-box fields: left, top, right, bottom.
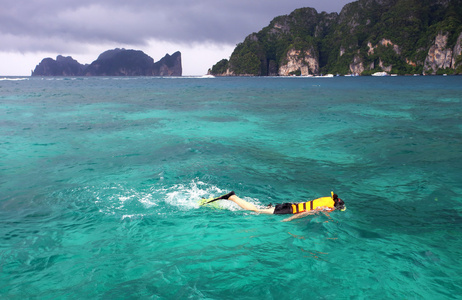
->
left=1, top=0, right=354, bottom=76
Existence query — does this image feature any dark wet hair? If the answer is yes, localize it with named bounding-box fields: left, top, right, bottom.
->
left=333, top=194, right=345, bottom=209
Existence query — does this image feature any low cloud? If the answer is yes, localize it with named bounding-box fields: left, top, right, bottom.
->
left=1, top=0, right=353, bottom=53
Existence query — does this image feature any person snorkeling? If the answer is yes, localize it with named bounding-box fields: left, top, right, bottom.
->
left=200, top=191, right=346, bottom=222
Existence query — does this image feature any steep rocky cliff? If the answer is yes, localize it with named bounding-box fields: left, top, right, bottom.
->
left=84, top=49, right=155, bottom=76
left=32, top=49, right=182, bottom=76
left=32, top=55, right=87, bottom=76
left=424, top=33, right=454, bottom=74
left=424, top=31, right=462, bottom=74
left=210, top=0, right=462, bottom=76
left=452, top=32, right=462, bottom=69
left=152, top=51, right=182, bottom=76
left=278, top=48, right=319, bottom=76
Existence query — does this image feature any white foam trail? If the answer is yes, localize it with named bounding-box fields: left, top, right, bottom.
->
left=161, top=180, right=224, bottom=210
left=0, top=77, right=29, bottom=81
left=160, top=180, right=261, bottom=212
left=90, top=180, right=264, bottom=219
left=121, top=214, right=145, bottom=220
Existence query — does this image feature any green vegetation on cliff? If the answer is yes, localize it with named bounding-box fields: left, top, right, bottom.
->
left=210, top=0, right=462, bottom=76
left=228, top=39, right=264, bottom=75
left=210, top=59, right=229, bottom=75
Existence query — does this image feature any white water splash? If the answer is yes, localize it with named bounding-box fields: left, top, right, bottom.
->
left=89, top=180, right=264, bottom=219
left=159, top=180, right=261, bottom=212
left=161, top=180, right=225, bottom=210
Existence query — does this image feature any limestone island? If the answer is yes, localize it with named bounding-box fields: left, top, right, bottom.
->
left=32, top=49, right=182, bottom=76
left=209, top=0, right=462, bottom=76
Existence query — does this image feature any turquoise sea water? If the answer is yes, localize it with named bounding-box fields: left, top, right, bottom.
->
left=1, top=76, right=461, bottom=299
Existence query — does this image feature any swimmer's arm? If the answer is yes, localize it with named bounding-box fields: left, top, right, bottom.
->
left=282, top=211, right=316, bottom=222
left=282, top=207, right=333, bottom=222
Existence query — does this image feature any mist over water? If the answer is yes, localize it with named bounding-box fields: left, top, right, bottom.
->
left=1, top=76, right=461, bottom=299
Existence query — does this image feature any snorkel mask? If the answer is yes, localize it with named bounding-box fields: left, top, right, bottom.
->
left=332, top=191, right=346, bottom=211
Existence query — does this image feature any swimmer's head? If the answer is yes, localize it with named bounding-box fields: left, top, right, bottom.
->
left=332, top=193, right=346, bottom=211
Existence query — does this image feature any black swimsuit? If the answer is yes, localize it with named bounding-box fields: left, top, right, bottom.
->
left=273, top=203, right=293, bottom=214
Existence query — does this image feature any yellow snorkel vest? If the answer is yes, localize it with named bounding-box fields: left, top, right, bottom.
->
left=291, top=191, right=337, bottom=214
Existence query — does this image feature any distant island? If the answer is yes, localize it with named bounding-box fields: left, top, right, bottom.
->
left=32, top=49, right=182, bottom=76
left=209, top=0, right=462, bottom=76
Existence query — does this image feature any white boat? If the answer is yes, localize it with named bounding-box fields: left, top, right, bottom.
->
left=372, top=72, right=389, bottom=76
left=314, top=74, right=334, bottom=78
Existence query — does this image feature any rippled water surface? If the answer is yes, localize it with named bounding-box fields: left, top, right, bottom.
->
left=1, top=76, right=461, bottom=299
